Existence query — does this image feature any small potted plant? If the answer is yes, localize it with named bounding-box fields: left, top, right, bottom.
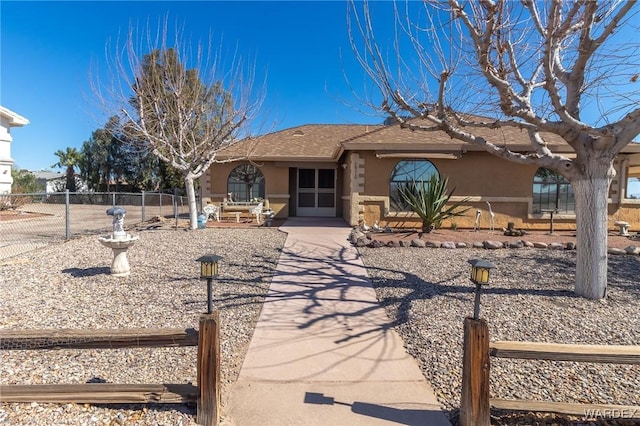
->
left=264, top=208, right=275, bottom=226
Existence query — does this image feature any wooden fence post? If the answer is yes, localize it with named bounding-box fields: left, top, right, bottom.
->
left=460, top=317, right=490, bottom=426
left=197, top=312, right=220, bottom=426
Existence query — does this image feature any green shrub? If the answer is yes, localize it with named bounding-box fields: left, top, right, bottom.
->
left=397, top=174, right=470, bottom=233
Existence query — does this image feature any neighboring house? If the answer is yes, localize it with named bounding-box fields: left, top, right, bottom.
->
left=32, top=171, right=66, bottom=193
left=0, top=106, right=29, bottom=194
left=201, top=122, right=640, bottom=231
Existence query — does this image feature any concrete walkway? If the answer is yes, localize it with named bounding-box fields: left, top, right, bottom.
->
left=225, top=218, right=451, bottom=426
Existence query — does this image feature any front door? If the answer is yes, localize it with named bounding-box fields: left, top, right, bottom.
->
left=296, top=168, right=336, bottom=217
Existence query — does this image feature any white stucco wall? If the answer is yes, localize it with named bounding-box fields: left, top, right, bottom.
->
left=0, top=106, right=29, bottom=193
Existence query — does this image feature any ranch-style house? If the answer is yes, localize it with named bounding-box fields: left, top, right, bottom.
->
left=200, top=121, right=640, bottom=232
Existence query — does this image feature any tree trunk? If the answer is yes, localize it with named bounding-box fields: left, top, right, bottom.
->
left=184, top=175, right=198, bottom=230
left=66, top=167, right=76, bottom=192
left=572, top=162, right=613, bottom=299
left=422, top=222, right=435, bottom=233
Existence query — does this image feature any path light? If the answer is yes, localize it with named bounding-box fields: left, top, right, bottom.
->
left=468, top=259, right=495, bottom=320
left=196, top=254, right=222, bottom=314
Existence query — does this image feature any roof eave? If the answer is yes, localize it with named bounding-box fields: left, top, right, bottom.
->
left=0, top=106, right=29, bottom=127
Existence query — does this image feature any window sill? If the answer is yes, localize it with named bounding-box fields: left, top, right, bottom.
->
left=529, top=213, right=576, bottom=220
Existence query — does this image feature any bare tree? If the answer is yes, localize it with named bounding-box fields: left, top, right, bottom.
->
left=93, top=17, right=264, bottom=229
left=349, top=1, right=640, bottom=299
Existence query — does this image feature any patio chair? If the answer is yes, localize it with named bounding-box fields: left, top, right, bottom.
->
left=203, top=204, right=220, bottom=222
left=250, top=202, right=264, bottom=224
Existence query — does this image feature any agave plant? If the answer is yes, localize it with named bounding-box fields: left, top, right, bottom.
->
left=397, top=174, right=470, bottom=233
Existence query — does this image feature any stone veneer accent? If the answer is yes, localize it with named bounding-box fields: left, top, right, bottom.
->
left=348, top=153, right=366, bottom=225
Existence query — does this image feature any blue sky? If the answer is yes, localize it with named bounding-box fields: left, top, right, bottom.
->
left=2, top=1, right=388, bottom=171
left=2, top=1, right=639, bottom=196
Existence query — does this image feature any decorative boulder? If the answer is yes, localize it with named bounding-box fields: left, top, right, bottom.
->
left=624, top=246, right=640, bottom=255
left=533, top=242, right=548, bottom=249
left=411, top=239, right=427, bottom=248
left=548, top=242, right=565, bottom=250
left=369, top=239, right=385, bottom=248
left=440, top=242, right=457, bottom=249
left=503, top=223, right=528, bottom=237
left=608, top=247, right=626, bottom=255
left=350, top=229, right=366, bottom=244
left=355, top=236, right=371, bottom=247
left=483, top=240, right=504, bottom=249
left=425, top=241, right=439, bottom=248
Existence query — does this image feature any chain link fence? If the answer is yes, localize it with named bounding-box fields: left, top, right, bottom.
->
left=0, top=190, right=189, bottom=260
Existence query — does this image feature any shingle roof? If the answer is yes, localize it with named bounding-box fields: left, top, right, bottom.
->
left=217, top=124, right=381, bottom=161
left=342, top=119, right=572, bottom=152
left=217, top=119, right=639, bottom=162
left=32, top=171, right=64, bottom=180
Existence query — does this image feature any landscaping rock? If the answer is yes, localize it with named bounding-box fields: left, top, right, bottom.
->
left=440, top=241, right=457, bottom=249
left=456, top=242, right=467, bottom=248
left=533, top=242, right=548, bottom=249
left=566, top=242, right=576, bottom=250
left=548, top=242, right=565, bottom=250
left=608, top=247, right=626, bottom=255
left=472, top=242, right=485, bottom=248
left=411, top=239, right=426, bottom=248
left=386, top=240, right=400, bottom=247
left=355, top=236, right=371, bottom=247
left=399, top=240, right=411, bottom=247
left=624, top=245, right=640, bottom=255
left=483, top=240, right=503, bottom=249
left=425, top=241, right=439, bottom=248
left=508, top=241, right=524, bottom=249
left=368, top=239, right=384, bottom=248
left=522, top=240, right=534, bottom=248
left=503, top=229, right=527, bottom=237
left=349, top=229, right=365, bottom=244
left=357, top=242, right=640, bottom=425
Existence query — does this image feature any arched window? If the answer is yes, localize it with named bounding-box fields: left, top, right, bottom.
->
left=532, top=168, right=575, bottom=214
left=227, top=164, right=265, bottom=202
left=390, top=160, right=438, bottom=211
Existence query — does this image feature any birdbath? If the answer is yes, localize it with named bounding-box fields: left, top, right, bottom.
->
left=98, top=207, right=139, bottom=277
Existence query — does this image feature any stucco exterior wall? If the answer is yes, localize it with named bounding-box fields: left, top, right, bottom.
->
left=0, top=115, right=15, bottom=193
left=0, top=107, right=29, bottom=194
left=358, top=151, right=537, bottom=197
left=204, top=150, right=640, bottom=233
left=610, top=201, right=640, bottom=232
left=351, top=151, right=581, bottom=231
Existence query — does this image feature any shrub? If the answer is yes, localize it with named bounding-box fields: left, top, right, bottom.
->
left=397, top=174, right=470, bottom=233
left=0, top=194, right=30, bottom=211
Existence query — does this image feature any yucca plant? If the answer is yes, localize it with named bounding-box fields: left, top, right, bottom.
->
left=397, top=174, right=470, bottom=233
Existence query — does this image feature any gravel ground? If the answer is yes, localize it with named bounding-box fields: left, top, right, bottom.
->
left=2, top=224, right=639, bottom=425
left=0, top=226, right=286, bottom=425
left=358, top=246, right=640, bottom=425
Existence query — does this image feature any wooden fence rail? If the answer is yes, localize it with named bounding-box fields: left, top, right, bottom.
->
left=460, top=317, right=640, bottom=426
left=490, top=341, right=640, bottom=364
left=0, top=327, right=198, bottom=350
left=0, top=313, right=220, bottom=426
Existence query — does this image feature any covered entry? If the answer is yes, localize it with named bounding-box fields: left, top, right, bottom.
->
left=296, top=168, right=336, bottom=217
